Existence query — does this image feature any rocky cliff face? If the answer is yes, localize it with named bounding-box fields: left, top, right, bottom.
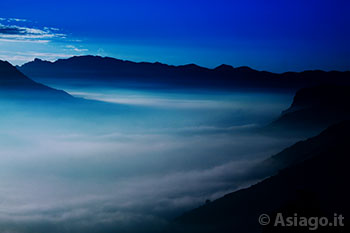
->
left=266, top=85, right=350, bottom=136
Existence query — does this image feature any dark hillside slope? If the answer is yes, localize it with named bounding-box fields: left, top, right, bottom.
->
left=0, top=60, right=72, bottom=100
left=174, top=121, right=350, bottom=233
left=265, top=85, right=350, bottom=136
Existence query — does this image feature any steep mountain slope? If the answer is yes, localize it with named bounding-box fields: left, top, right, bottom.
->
left=0, top=60, right=72, bottom=100
left=173, top=121, right=350, bottom=233
left=265, top=85, right=350, bottom=136
left=18, top=56, right=350, bottom=90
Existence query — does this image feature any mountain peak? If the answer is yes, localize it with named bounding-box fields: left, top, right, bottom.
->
left=0, top=59, right=72, bottom=100
left=178, top=63, right=203, bottom=70
left=0, top=59, right=29, bottom=81
left=214, top=64, right=234, bottom=72
left=27, top=58, right=53, bottom=65
left=234, top=66, right=255, bottom=72
left=0, top=59, right=14, bottom=68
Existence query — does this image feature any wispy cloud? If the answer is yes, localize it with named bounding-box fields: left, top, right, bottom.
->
left=0, top=23, right=65, bottom=43
left=65, top=45, right=88, bottom=52
left=0, top=17, right=28, bottom=22
left=0, top=17, right=88, bottom=65
left=0, top=38, right=50, bottom=43
left=0, top=17, right=66, bottom=44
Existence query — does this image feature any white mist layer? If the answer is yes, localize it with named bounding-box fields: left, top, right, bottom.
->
left=0, top=89, right=296, bottom=233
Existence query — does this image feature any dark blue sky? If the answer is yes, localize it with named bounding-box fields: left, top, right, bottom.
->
left=0, top=0, right=349, bottom=72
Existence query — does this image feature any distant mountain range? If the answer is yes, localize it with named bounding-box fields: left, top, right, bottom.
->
left=265, top=85, right=350, bottom=136
left=0, top=60, right=72, bottom=100
left=18, top=56, right=350, bottom=90
left=173, top=121, right=350, bottom=233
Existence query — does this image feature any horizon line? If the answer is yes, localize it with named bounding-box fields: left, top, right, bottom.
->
left=2, top=55, right=350, bottom=74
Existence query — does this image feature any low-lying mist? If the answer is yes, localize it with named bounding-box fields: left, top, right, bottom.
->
left=0, top=88, right=298, bottom=232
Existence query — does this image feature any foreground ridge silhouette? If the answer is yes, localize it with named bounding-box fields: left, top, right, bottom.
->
left=0, top=59, right=72, bottom=100
left=173, top=121, right=350, bottom=233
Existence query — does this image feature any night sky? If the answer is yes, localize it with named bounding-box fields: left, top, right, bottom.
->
left=0, top=0, right=349, bottom=72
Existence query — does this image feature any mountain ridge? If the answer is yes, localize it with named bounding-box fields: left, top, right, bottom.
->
left=19, top=55, right=350, bottom=90
left=0, top=59, right=72, bottom=100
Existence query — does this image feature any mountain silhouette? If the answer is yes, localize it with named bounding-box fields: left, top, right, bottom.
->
left=0, top=60, right=72, bottom=100
left=265, top=85, right=350, bottom=136
left=18, top=56, right=350, bottom=90
left=173, top=121, right=350, bottom=233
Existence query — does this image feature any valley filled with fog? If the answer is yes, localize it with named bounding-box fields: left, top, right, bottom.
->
left=0, top=87, right=298, bottom=232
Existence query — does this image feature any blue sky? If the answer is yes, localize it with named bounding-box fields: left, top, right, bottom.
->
left=0, top=0, right=349, bottom=72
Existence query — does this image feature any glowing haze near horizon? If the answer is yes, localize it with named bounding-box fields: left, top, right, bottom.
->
left=0, top=0, right=349, bottom=72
